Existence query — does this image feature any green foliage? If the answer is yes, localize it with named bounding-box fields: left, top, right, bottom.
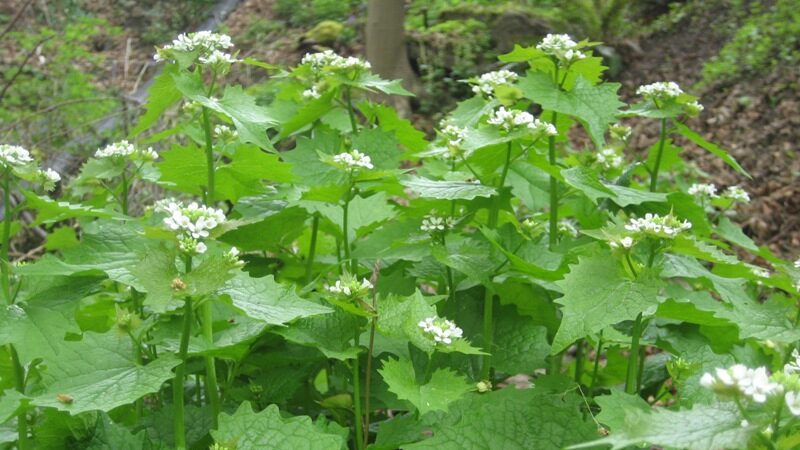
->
left=702, top=0, right=800, bottom=85
left=1, top=24, right=799, bottom=450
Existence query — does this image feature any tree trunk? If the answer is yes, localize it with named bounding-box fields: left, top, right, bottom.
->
left=365, top=0, right=417, bottom=117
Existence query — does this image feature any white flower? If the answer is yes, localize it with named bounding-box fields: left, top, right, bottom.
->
left=624, top=213, right=692, bottom=239
left=418, top=316, right=464, bottom=345
left=701, top=364, right=783, bottom=403
left=225, top=247, right=244, bottom=266
left=558, top=220, right=579, bottom=238
left=471, top=70, right=518, bottom=97
left=596, top=148, right=624, bottom=170
left=723, top=186, right=750, bottom=203
left=750, top=267, right=770, bottom=279
left=213, top=124, right=238, bottom=140
left=688, top=183, right=718, bottom=198
left=420, top=213, right=455, bottom=233
left=95, top=140, right=156, bottom=161
left=536, top=34, right=586, bottom=63
left=786, top=391, right=800, bottom=416
left=0, top=144, right=34, bottom=168
left=794, top=259, right=800, bottom=269
left=332, top=149, right=373, bottom=171
left=609, top=124, right=632, bottom=141
left=198, top=49, right=238, bottom=66
left=740, top=420, right=749, bottom=428
left=161, top=201, right=226, bottom=253
left=487, top=107, right=556, bottom=135
left=785, top=349, right=800, bottom=375
left=302, top=86, right=321, bottom=99
left=326, top=277, right=373, bottom=298
left=39, top=168, right=61, bottom=191
left=301, top=50, right=370, bottom=73
left=686, top=101, right=704, bottom=115
left=636, top=81, right=684, bottom=101
left=609, top=236, right=634, bottom=249
left=155, top=31, right=234, bottom=63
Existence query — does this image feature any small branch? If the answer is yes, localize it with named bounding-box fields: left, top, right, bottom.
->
left=0, top=36, right=53, bottom=104
left=363, top=261, right=381, bottom=446
left=0, top=0, right=34, bottom=41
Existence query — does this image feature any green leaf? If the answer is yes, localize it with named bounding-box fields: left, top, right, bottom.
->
left=401, top=177, right=497, bottom=200
left=129, top=246, right=181, bottom=313
left=0, top=276, right=100, bottom=362
left=716, top=217, right=758, bottom=252
left=220, top=272, right=331, bottom=325
left=354, top=73, right=413, bottom=96
left=674, top=122, right=750, bottom=178
left=156, top=143, right=207, bottom=197
left=492, top=306, right=550, bottom=374
left=220, top=206, right=307, bottom=251
left=404, top=387, right=597, bottom=450
left=84, top=414, right=150, bottom=450
left=212, top=402, right=346, bottom=450
left=175, top=73, right=276, bottom=150
left=561, top=167, right=667, bottom=207
left=519, top=73, right=624, bottom=146
left=23, top=191, right=117, bottom=225
left=574, top=392, right=752, bottom=450
left=351, top=128, right=403, bottom=170
left=380, top=357, right=471, bottom=416
left=273, top=308, right=362, bottom=360
left=360, top=103, right=427, bottom=152
left=552, top=254, right=664, bottom=353
left=32, top=331, right=179, bottom=414
left=273, top=94, right=335, bottom=139
left=714, top=295, right=800, bottom=344
left=661, top=253, right=747, bottom=304
left=131, top=63, right=182, bottom=136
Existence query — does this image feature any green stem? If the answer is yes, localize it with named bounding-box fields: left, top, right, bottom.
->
left=201, top=107, right=215, bottom=203
left=589, top=333, right=604, bottom=391
left=481, top=286, right=494, bottom=380
left=352, top=332, right=364, bottom=450
left=120, top=167, right=129, bottom=215
left=200, top=301, right=221, bottom=426
left=305, top=213, right=320, bottom=284
left=548, top=112, right=559, bottom=250
left=173, top=294, right=193, bottom=450
left=772, top=403, right=782, bottom=443
left=625, top=313, right=643, bottom=395
left=342, top=189, right=353, bottom=273
left=574, top=339, right=585, bottom=384
left=2, top=172, right=27, bottom=449
left=344, top=86, right=359, bottom=134
left=649, top=118, right=667, bottom=192
left=498, top=141, right=512, bottom=188
left=423, top=352, right=434, bottom=384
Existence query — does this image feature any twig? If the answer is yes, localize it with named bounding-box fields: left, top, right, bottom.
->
left=0, top=36, right=53, bottom=104
left=0, top=0, right=34, bottom=41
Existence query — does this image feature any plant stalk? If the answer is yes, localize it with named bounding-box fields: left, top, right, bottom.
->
left=173, top=275, right=193, bottom=450
left=352, top=332, right=364, bottom=450
left=574, top=339, right=585, bottom=384
left=305, top=213, right=320, bottom=284
left=2, top=171, right=27, bottom=449
left=625, top=312, right=644, bottom=395
left=590, top=333, right=604, bottom=391
left=344, top=86, right=359, bottom=134
left=649, top=118, right=667, bottom=192
left=548, top=112, right=559, bottom=250
left=120, top=167, right=129, bottom=215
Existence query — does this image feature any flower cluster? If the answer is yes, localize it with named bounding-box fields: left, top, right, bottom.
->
left=95, top=140, right=158, bottom=161
left=723, top=185, right=750, bottom=203
left=609, top=123, right=632, bottom=142
left=471, top=70, right=518, bottom=97
left=225, top=247, right=244, bottom=266
left=332, top=150, right=374, bottom=171
left=161, top=201, right=226, bottom=254
left=487, top=107, right=557, bottom=135
left=687, top=183, right=718, bottom=198
left=0, top=144, right=33, bottom=168
left=301, top=50, right=371, bottom=73
left=609, top=236, right=635, bottom=250
left=213, top=124, right=238, bottom=140
left=624, top=213, right=692, bottom=239
left=636, top=81, right=684, bottom=101
left=326, top=276, right=373, bottom=299
left=38, top=168, right=61, bottom=191
left=302, top=86, right=321, bottom=100
left=558, top=219, right=579, bottom=238
left=418, top=316, right=464, bottom=345
left=536, top=34, right=587, bottom=64
left=596, top=148, right=624, bottom=170
left=154, top=31, right=235, bottom=67
left=420, top=213, right=455, bottom=234
left=701, top=364, right=783, bottom=403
